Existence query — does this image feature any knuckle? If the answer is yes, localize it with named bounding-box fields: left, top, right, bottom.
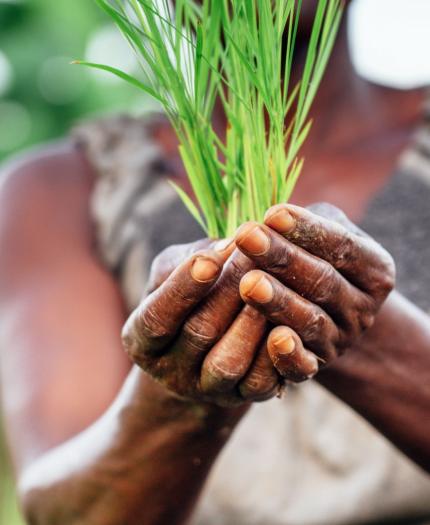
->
left=378, top=253, right=396, bottom=293
left=204, top=359, right=240, bottom=383
left=263, top=244, right=291, bottom=274
left=182, top=315, right=220, bottom=350
left=137, top=304, right=171, bottom=340
left=341, top=294, right=375, bottom=339
left=121, top=305, right=170, bottom=365
left=303, top=310, right=339, bottom=359
left=228, top=252, right=251, bottom=282
left=304, top=309, right=328, bottom=340
left=308, top=262, right=339, bottom=303
left=332, top=231, right=356, bottom=268
left=361, top=241, right=396, bottom=298
left=121, top=330, right=141, bottom=363
left=240, top=375, right=279, bottom=401
left=370, top=264, right=396, bottom=300
left=121, top=313, right=147, bottom=365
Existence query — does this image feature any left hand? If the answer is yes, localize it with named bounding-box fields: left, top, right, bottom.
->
left=234, top=203, right=396, bottom=382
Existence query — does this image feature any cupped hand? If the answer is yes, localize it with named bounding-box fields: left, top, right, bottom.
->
left=235, top=203, right=396, bottom=382
left=122, top=240, right=282, bottom=407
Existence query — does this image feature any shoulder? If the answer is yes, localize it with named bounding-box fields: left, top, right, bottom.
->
left=0, top=140, right=102, bottom=301
left=0, top=140, right=95, bottom=253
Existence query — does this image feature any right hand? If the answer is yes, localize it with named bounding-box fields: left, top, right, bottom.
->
left=121, top=240, right=282, bottom=407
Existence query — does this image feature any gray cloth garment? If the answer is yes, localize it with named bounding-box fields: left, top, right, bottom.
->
left=361, top=154, right=430, bottom=314
left=72, top=111, right=430, bottom=525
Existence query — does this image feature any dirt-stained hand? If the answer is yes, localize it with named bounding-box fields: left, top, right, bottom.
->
left=122, top=240, right=282, bottom=406
left=235, top=203, right=396, bottom=382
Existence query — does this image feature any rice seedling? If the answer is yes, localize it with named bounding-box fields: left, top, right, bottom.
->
left=75, top=0, right=344, bottom=238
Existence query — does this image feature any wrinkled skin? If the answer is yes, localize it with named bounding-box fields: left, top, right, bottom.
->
left=123, top=240, right=279, bottom=407
left=122, top=202, right=395, bottom=406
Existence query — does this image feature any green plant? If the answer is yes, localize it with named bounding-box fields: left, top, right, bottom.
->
left=76, top=0, right=343, bottom=237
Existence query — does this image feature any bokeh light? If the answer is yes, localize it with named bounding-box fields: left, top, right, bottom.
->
left=349, top=0, right=430, bottom=89
left=85, top=24, right=139, bottom=84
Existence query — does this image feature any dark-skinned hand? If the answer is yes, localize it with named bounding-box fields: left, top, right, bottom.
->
left=122, top=238, right=281, bottom=407
left=122, top=203, right=395, bottom=406
left=236, top=202, right=395, bottom=381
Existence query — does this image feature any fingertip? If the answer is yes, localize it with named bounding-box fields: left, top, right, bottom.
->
left=264, top=204, right=296, bottom=234
left=235, top=222, right=270, bottom=256
left=268, top=326, right=296, bottom=356
left=240, top=270, right=273, bottom=304
left=267, top=326, right=318, bottom=382
left=235, top=221, right=258, bottom=239
left=190, top=255, right=221, bottom=283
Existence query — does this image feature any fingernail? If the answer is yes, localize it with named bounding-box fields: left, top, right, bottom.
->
left=240, top=271, right=273, bottom=303
left=191, top=257, right=220, bottom=283
left=272, top=335, right=296, bottom=355
left=264, top=207, right=296, bottom=234
left=214, top=237, right=235, bottom=254
left=235, top=223, right=270, bottom=255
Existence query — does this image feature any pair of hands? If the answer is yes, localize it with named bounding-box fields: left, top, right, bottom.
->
left=122, top=203, right=395, bottom=407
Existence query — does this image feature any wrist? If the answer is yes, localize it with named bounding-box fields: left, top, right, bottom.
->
left=116, top=366, right=248, bottom=437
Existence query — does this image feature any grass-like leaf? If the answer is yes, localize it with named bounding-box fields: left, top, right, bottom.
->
left=83, top=0, right=344, bottom=238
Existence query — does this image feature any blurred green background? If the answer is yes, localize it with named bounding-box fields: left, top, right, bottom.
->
left=0, top=1, right=149, bottom=523
left=0, top=0, right=151, bottom=162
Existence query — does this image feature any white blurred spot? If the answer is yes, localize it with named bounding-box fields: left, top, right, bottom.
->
left=85, top=24, right=138, bottom=84
left=348, top=0, right=430, bottom=89
left=0, top=101, right=31, bottom=152
left=0, top=51, right=13, bottom=96
left=38, top=56, right=87, bottom=105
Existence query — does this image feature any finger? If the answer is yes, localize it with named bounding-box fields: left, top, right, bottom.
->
left=200, top=305, right=267, bottom=394
left=177, top=249, right=255, bottom=358
left=147, top=238, right=235, bottom=293
left=122, top=250, right=225, bottom=363
left=235, top=222, right=372, bottom=332
left=240, top=270, right=339, bottom=362
left=264, top=204, right=395, bottom=296
left=211, top=237, right=237, bottom=258
left=239, top=341, right=281, bottom=401
left=267, top=326, right=318, bottom=382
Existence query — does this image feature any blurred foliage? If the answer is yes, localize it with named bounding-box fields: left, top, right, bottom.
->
left=0, top=0, right=148, bottom=162
left=1, top=426, right=22, bottom=525
left=0, top=1, right=147, bottom=523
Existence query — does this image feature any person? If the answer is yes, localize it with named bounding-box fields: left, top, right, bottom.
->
left=0, top=3, right=429, bottom=524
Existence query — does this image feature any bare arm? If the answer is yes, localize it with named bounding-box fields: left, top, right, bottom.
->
left=0, top=142, right=129, bottom=467
left=18, top=368, right=244, bottom=525
left=0, top=145, right=269, bottom=525
left=318, top=291, right=430, bottom=471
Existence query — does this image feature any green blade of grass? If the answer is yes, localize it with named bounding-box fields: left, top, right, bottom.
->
left=88, top=0, right=344, bottom=237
